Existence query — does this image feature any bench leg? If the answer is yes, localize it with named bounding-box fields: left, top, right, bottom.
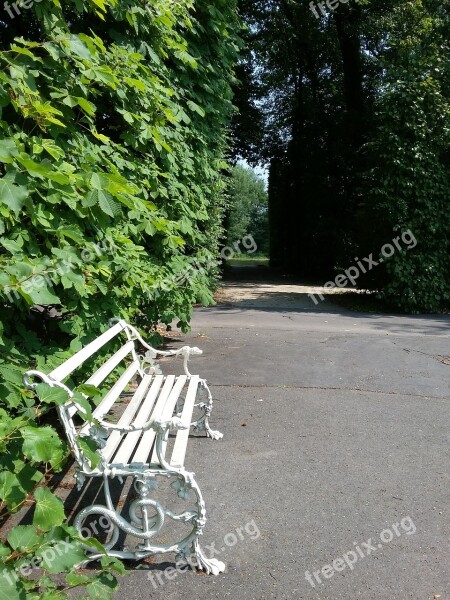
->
left=173, top=470, right=225, bottom=575
left=72, top=469, right=225, bottom=575
left=192, top=379, right=223, bottom=440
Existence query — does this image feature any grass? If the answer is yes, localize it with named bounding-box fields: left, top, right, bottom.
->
left=226, top=256, right=270, bottom=267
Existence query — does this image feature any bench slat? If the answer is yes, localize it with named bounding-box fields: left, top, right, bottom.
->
left=102, top=374, right=153, bottom=461
left=112, top=375, right=167, bottom=466
left=85, top=340, right=136, bottom=389
left=149, top=375, right=190, bottom=465
left=92, top=360, right=140, bottom=421
left=132, top=375, right=187, bottom=465
left=79, top=361, right=140, bottom=438
left=170, top=376, right=200, bottom=468
left=67, top=340, right=136, bottom=418
left=49, top=321, right=127, bottom=382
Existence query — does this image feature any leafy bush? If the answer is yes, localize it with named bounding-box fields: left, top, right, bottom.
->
left=363, top=0, right=450, bottom=312
left=0, top=0, right=240, bottom=596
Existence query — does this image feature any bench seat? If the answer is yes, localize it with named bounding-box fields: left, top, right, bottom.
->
left=23, top=319, right=225, bottom=575
left=100, top=374, right=200, bottom=470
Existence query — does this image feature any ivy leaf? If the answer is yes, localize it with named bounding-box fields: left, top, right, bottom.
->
left=33, top=487, right=65, bottom=531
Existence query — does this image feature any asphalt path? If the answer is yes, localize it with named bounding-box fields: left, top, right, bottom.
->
left=118, top=279, right=450, bottom=600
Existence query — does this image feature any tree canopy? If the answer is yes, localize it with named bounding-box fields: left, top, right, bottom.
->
left=233, top=0, right=450, bottom=311
left=226, top=164, right=268, bottom=255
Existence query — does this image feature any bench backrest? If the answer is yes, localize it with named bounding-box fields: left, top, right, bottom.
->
left=24, top=319, right=148, bottom=469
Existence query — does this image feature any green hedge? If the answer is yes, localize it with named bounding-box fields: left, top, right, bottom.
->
left=0, top=0, right=240, bottom=596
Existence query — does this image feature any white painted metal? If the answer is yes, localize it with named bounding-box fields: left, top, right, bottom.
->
left=78, top=360, right=140, bottom=437
left=92, top=360, right=140, bottom=420
left=49, top=321, right=126, bottom=381
left=22, top=320, right=225, bottom=575
left=132, top=375, right=186, bottom=465
left=112, top=375, right=166, bottom=465
left=66, top=341, right=136, bottom=418
left=85, top=340, right=136, bottom=388
left=148, top=375, right=189, bottom=465
left=170, top=376, right=200, bottom=468
left=102, top=374, right=153, bottom=462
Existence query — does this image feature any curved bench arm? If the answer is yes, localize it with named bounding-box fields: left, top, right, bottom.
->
left=96, top=416, right=188, bottom=436
left=112, top=319, right=203, bottom=377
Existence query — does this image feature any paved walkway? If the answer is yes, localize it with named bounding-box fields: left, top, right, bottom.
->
left=119, top=275, right=450, bottom=600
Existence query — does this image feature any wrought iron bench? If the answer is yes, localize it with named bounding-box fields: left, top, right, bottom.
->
left=23, top=319, right=225, bottom=575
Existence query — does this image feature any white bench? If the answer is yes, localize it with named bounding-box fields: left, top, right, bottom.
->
left=23, top=319, right=225, bottom=575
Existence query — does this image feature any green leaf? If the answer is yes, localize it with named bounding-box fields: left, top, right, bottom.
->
left=22, top=426, right=65, bottom=466
left=33, top=487, right=65, bottom=531
left=187, top=100, right=206, bottom=117
left=0, top=472, right=26, bottom=511
left=98, top=192, right=120, bottom=217
left=36, top=539, right=87, bottom=573
left=7, top=525, right=40, bottom=551
left=100, top=555, right=127, bottom=575
left=76, top=97, right=96, bottom=115
left=0, top=179, right=28, bottom=215
left=76, top=384, right=100, bottom=397
left=78, top=437, right=101, bottom=468
left=66, top=572, right=91, bottom=586
left=67, top=36, right=91, bottom=60
left=0, top=139, right=19, bottom=164
left=41, top=140, right=65, bottom=160
left=35, top=384, right=69, bottom=406
left=26, top=285, right=61, bottom=306
left=0, top=566, right=26, bottom=600
left=17, top=158, right=70, bottom=185
left=71, top=392, right=93, bottom=420
left=86, top=572, right=118, bottom=600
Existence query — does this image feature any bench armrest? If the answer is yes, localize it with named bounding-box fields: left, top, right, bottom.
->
left=116, top=320, right=203, bottom=377
left=143, top=346, right=202, bottom=377
left=96, top=416, right=188, bottom=436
